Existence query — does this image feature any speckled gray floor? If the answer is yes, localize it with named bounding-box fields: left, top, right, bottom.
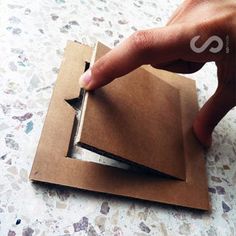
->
left=0, top=0, right=236, bottom=235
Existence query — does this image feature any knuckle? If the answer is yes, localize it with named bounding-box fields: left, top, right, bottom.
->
left=196, top=21, right=211, bottom=35
left=130, top=30, right=152, bottom=53
left=196, top=18, right=224, bottom=37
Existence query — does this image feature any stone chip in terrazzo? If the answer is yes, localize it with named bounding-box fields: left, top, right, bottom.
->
left=222, top=201, right=231, bottom=213
left=139, top=221, right=151, bottom=233
left=87, top=225, right=98, bottom=236
left=12, top=113, right=33, bottom=122
left=95, top=215, right=106, bottom=232
left=16, top=219, right=21, bottom=225
left=216, top=186, right=226, bottom=195
left=7, top=230, right=16, bottom=236
left=5, top=136, right=19, bottom=150
left=73, top=216, right=89, bottom=232
left=22, top=227, right=34, bottom=236
left=100, top=201, right=110, bottom=215
left=178, top=223, right=191, bottom=235
left=25, top=121, right=33, bottom=134
left=12, top=28, right=22, bottom=35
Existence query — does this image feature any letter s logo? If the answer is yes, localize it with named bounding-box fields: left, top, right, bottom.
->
left=190, top=35, right=223, bottom=53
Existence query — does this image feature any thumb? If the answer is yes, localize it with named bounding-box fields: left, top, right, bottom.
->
left=193, top=68, right=236, bottom=148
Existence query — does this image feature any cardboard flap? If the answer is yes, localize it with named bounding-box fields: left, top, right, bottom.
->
left=78, top=43, right=186, bottom=180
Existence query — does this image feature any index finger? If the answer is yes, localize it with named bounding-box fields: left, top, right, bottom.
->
left=79, top=24, right=215, bottom=90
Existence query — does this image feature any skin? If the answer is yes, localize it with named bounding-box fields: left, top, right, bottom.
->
left=79, top=0, right=236, bottom=148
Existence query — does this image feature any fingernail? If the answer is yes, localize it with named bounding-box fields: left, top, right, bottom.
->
left=79, top=69, right=92, bottom=88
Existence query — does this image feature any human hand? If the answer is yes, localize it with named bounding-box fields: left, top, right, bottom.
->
left=79, top=0, right=236, bottom=147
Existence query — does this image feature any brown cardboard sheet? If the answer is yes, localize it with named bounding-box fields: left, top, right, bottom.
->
left=30, top=41, right=209, bottom=210
left=78, top=44, right=186, bottom=180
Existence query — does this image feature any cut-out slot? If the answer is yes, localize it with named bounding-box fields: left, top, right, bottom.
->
left=65, top=61, right=136, bottom=172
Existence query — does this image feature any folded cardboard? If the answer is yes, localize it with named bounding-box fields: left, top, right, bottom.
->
left=30, top=41, right=209, bottom=210
left=78, top=43, right=186, bottom=179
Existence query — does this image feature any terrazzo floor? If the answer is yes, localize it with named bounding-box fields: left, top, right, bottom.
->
left=0, top=0, right=236, bottom=235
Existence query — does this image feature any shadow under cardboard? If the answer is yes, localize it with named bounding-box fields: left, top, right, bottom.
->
left=78, top=142, right=176, bottom=179
left=31, top=180, right=211, bottom=216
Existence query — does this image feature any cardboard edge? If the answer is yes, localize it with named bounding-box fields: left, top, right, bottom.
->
left=76, top=42, right=98, bottom=143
